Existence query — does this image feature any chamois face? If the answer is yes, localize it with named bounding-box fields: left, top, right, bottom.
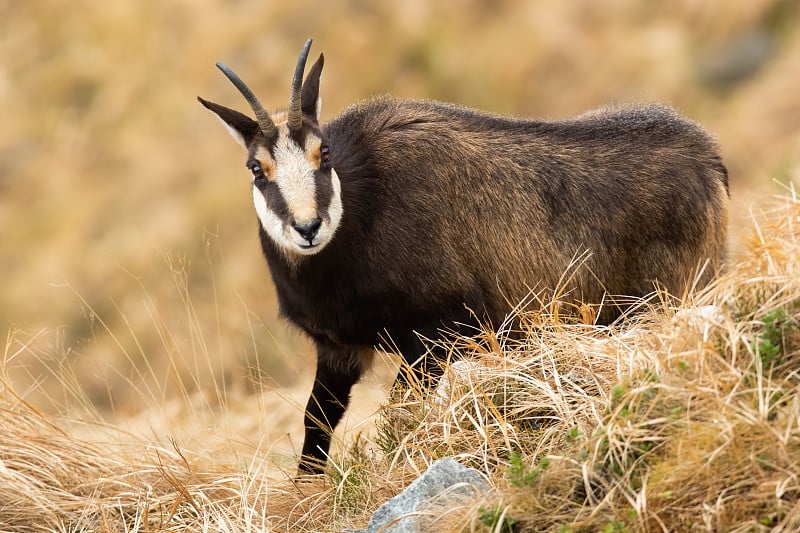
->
left=199, top=40, right=341, bottom=257
left=246, top=117, right=342, bottom=256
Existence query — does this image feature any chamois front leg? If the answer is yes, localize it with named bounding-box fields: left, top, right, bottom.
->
left=298, top=340, right=370, bottom=475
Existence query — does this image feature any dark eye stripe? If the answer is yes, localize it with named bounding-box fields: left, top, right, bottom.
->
left=315, top=169, right=333, bottom=213
left=262, top=179, right=291, bottom=220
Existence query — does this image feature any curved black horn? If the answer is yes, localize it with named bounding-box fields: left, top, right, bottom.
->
left=216, top=62, right=278, bottom=141
left=287, top=39, right=313, bottom=132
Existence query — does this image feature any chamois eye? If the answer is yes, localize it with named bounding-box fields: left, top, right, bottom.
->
left=249, top=163, right=262, bottom=175
left=320, top=145, right=331, bottom=166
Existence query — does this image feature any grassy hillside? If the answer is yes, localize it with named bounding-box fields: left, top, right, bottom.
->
left=1, top=1, right=800, bottom=531
left=1, top=193, right=798, bottom=531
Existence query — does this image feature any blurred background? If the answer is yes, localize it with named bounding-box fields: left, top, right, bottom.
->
left=1, top=0, right=799, bottom=423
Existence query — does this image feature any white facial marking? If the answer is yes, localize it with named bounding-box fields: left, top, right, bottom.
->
left=252, top=185, right=284, bottom=246
left=273, top=131, right=318, bottom=224
left=250, top=127, right=343, bottom=257
left=328, top=168, right=343, bottom=235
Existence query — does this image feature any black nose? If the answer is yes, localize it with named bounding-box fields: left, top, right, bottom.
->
left=293, top=218, right=322, bottom=241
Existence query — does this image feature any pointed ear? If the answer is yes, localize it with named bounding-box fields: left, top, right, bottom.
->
left=301, top=53, right=324, bottom=122
left=197, top=96, right=260, bottom=148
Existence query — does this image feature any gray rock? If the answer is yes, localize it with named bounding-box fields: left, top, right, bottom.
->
left=359, top=457, right=489, bottom=533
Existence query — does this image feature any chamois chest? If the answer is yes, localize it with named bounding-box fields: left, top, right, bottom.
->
left=259, top=235, right=393, bottom=348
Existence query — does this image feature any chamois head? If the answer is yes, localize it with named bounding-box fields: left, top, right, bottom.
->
left=198, top=39, right=341, bottom=257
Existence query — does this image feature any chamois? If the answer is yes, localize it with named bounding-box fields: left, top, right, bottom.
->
left=199, top=39, right=729, bottom=474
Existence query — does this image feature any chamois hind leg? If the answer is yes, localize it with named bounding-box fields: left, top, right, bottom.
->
left=392, top=331, right=446, bottom=394
left=392, top=309, right=483, bottom=393
left=298, top=341, right=370, bottom=475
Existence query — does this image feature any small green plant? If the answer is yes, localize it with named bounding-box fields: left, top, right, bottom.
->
left=752, top=334, right=781, bottom=366
left=600, top=517, right=630, bottom=533
left=566, top=426, right=583, bottom=442
left=478, top=505, right=516, bottom=533
left=506, top=450, right=549, bottom=487
left=328, top=434, right=375, bottom=518
left=642, top=368, right=660, bottom=383
left=750, top=308, right=797, bottom=366
left=611, top=384, right=627, bottom=405
left=374, top=403, right=422, bottom=457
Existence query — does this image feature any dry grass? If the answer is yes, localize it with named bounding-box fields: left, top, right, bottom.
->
left=1, top=191, right=798, bottom=531
left=371, top=189, right=800, bottom=532
left=3, top=1, right=800, bottom=531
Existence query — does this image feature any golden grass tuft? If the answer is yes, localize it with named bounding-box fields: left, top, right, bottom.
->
left=0, top=376, right=341, bottom=531
left=2, top=190, right=800, bottom=531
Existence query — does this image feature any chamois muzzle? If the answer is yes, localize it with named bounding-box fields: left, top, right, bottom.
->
left=293, top=217, right=322, bottom=243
